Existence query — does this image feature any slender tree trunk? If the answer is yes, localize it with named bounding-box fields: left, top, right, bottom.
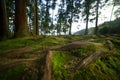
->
left=14, top=0, right=29, bottom=37
left=69, top=0, right=73, bottom=35
left=52, top=9, right=54, bottom=26
left=0, top=0, right=9, bottom=40
left=94, top=0, right=100, bottom=35
left=44, top=0, right=49, bottom=35
left=29, top=17, right=32, bottom=35
left=51, top=10, right=54, bottom=35
left=40, top=16, right=43, bottom=35
left=59, top=19, right=61, bottom=35
left=85, top=7, right=89, bottom=35
left=33, top=0, right=39, bottom=35
left=69, top=12, right=73, bottom=35
left=85, top=14, right=89, bottom=35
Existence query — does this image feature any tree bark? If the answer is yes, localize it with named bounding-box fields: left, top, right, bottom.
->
left=33, top=0, right=39, bottom=35
left=69, top=12, right=73, bottom=35
left=94, top=0, right=100, bottom=35
left=0, top=0, right=9, bottom=40
left=85, top=14, right=89, bottom=35
left=85, top=4, right=90, bottom=35
left=14, top=0, right=29, bottom=37
left=69, top=0, right=73, bottom=35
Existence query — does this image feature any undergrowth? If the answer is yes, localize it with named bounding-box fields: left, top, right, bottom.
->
left=0, top=64, right=25, bottom=80
left=52, top=39, right=120, bottom=80
left=0, top=35, right=120, bottom=80
left=52, top=51, right=70, bottom=80
left=0, top=36, right=68, bottom=53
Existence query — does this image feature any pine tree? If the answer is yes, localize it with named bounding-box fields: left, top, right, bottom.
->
left=33, top=0, right=39, bottom=35
left=94, top=0, right=100, bottom=35
left=0, top=0, right=9, bottom=40
left=14, top=0, right=29, bottom=37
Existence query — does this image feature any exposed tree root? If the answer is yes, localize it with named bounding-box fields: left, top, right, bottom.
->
left=0, top=40, right=115, bottom=80
left=72, top=50, right=108, bottom=72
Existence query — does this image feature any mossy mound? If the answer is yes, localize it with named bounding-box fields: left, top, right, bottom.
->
left=52, top=43, right=120, bottom=80
left=0, top=35, right=120, bottom=80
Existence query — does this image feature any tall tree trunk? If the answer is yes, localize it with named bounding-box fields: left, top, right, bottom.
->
left=33, top=0, right=39, bottom=35
left=28, top=17, right=32, bottom=35
left=0, top=0, right=9, bottom=40
left=44, top=0, right=49, bottom=35
left=14, top=0, right=29, bottom=37
left=85, top=6, right=89, bottom=35
left=59, top=18, right=61, bottom=35
left=94, top=0, right=100, bottom=35
left=69, top=12, right=73, bottom=35
left=69, top=0, right=73, bottom=35
left=85, top=14, right=89, bottom=35
left=52, top=9, right=54, bottom=26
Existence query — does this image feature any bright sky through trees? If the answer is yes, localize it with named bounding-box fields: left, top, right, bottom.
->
left=71, top=5, right=116, bottom=33
left=49, top=0, right=117, bottom=34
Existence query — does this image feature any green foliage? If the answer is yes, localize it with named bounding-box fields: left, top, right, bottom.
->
left=72, top=44, right=98, bottom=58
left=52, top=44, right=103, bottom=80
left=75, top=17, right=120, bottom=35
left=0, top=64, right=25, bottom=80
left=40, top=37, right=67, bottom=46
left=74, top=27, right=95, bottom=35
left=99, top=18, right=120, bottom=34
left=0, top=36, right=69, bottom=52
left=52, top=38, right=120, bottom=80
left=52, top=51, right=70, bottom=80
left=72, top=53, right=120, bottom=80
left=111, top=39, right=120, bottom=48
left=0, top=37, right=39, bottom=52
left=0, top=36, right=120, bottom=80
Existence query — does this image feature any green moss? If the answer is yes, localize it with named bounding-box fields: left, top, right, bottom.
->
left=0, top=36, right=104, bottom=53
left=0, top=64, right=25, bottom=80
left=73, top=57, right=119, bottom=80
left=111, top=39, right=120, bottom=49
left=73, top=69, right=97, bottom=80
left=0, top=36, right=120, bottom=80
left=52, top=43, right=120, bottom=80
left=71, top=44, right=103, bottom=58
left=52, top=51, right=71, bottom=80
left=40, top=37, right=68, bottom=46
left=0, top=37, right=36, bottom=52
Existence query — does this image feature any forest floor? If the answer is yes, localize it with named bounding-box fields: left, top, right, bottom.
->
left=0, top=35, right=120, bottom=80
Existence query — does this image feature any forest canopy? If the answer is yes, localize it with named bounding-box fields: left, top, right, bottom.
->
left=0, top=0, right=120, bottom=40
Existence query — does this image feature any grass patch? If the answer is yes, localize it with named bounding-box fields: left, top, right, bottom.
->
left=0, top=36, right=68, bottom=53
left=73, top=56, right=119, bottom=80
left=0, top=37, right=40, bottom=52
left=52, top=42, right=120, bottom=80
left=52, top=51, right=71, bottom=80
left=0, top=64, right=25, bottom=80
left=0, top=35, right=120, bottom=80
left=71, top=44, right=103, bottom=58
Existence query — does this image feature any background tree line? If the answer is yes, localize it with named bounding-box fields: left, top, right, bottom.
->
left=0, top=0, right=120, bottom=40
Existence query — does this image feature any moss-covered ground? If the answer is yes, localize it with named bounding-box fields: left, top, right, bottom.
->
left=0, top=35, right=120, bottom=80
